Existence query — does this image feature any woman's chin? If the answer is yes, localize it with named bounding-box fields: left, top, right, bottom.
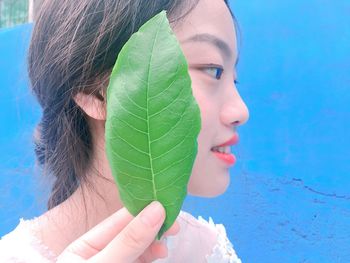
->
left=187, top=173, right=230, bottom=197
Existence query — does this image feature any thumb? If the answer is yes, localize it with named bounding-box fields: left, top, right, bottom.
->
left=57, top=207, right=134, bottom=262
left=90, top=201, right=166, bottom=263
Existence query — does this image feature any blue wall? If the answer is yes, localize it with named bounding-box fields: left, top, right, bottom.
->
left=188, top=1, right=350, bottom=262
left=0, top=24, right=46, bottom=232
left=1, top=1, right=349, bottom=262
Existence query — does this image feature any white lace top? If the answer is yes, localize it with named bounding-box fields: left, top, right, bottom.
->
left=0, top=211, right=242, bottom=263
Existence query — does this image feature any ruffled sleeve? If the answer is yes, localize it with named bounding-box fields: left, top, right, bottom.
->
left=0, top=218, right=57, bottom=263
left=155, top=210, right=242, bottom=263
left=198, top=216, right=242, bottom=263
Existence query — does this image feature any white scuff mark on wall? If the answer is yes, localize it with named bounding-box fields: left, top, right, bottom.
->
left=28, top=0, right=33, bottom=22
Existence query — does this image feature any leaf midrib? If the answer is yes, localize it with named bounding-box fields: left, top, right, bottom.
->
left=146, top=16, right=164, bottom=201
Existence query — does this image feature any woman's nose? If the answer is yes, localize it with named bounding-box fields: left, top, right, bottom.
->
left=220, top=89, right=249, bottom=128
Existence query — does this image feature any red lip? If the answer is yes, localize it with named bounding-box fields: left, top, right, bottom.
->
left=211, top=134, right=239, bottom=166
left=212, top=151, right=236, bottom=165
left=216, top=133, right=239, bottom=147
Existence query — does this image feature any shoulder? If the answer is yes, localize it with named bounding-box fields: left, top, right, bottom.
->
left=155, top=210, right=242, bottom=263
left=0, top=218, right=56, bottom=263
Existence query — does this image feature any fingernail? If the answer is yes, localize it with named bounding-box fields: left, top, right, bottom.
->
left=160, top=236, right=167, bottom=245
left=140, top=201, right=164, bottom=227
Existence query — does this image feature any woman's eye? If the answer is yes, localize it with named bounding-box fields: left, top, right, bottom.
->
left=202, top=66, right=224, bottom=80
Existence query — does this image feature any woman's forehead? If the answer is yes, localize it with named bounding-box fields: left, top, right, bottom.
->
left=173, top=0, right=237, bottom=59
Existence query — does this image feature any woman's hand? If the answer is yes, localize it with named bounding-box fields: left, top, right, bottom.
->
left=57, top=201, right=179, bottom=263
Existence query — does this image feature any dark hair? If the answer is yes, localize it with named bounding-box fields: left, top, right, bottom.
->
left=28, top=0, right=234, bottom=209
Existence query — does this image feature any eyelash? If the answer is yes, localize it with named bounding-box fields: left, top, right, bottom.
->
left=202, top=64, right=224, bottom=80
left=197, top=64, right=240, bottom=84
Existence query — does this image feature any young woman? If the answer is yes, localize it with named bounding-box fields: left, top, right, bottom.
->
left=0, top=0, right=249, bottom=262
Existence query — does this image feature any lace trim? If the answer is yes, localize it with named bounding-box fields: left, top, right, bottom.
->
left=197, top=216, right=242, bottom=263
left=1, top=218, right=58, bottom=262
left=3, top=214, right=241, bottom=263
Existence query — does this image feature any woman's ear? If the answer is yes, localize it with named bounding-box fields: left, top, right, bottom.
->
left=73, top=91, right=106, bottom=120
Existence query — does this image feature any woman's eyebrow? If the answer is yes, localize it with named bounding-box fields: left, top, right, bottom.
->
left=182, top=33, right=233, bottom=60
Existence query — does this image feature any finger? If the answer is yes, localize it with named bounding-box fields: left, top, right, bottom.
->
left=140, top=221, right=179, bottom=262
left=60, top=207, right=134, bottom=259
left=140, top=217, right=180, bottom=262
left=91, top=201, right=165, bottom=263
left=140, top=240, right=168, bottom=262
left=150, top=240, right=168, bottom=258
left=163, top=220, right=180, bottom=237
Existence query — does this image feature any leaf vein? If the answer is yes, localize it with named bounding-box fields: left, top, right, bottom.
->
left=118, top=172, right=153, bottom=183
left=149, top=88, right=187, bottom=119
left=156, top=174, right=186, bottom=192
left=146, top=16, right=165, bottom=201
left=111, top=148, right=151, bottom=171
left=154, top=151, right=193, bottom=176
left=111, top=131, right=149, bottom=155
left=111, top=117, right=147, bottom=135
left=120, top=76, right=147, bottom=110
left=113, top=94, right=147, bottom=122
left=150, top=108, right=188, bottom=143
left=148, top=59, right=181, bottom=100
left=152, top=129, right=192, bottom=161
left=124, top=183, right=154, bottom=201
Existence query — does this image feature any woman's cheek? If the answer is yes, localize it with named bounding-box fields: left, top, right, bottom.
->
left=190, top=73, right=216, bottom=141
left=196, top=95, right=214, bottom=132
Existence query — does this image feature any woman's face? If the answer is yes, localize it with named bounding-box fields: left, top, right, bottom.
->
left=173, top=0, right=249, bottom=197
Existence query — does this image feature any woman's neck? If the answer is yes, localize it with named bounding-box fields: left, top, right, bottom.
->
left=34, top=144, right=123, bottom=256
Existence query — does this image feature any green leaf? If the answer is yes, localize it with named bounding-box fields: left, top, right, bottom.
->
left=105, top=11, right=201, bottom=239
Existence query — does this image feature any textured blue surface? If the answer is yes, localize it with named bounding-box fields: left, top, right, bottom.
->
left=1, top=1, right=350, bottom=262
left=0, top=23, right=46, bottom=234
left=186, top=1, right=350, bottom=262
